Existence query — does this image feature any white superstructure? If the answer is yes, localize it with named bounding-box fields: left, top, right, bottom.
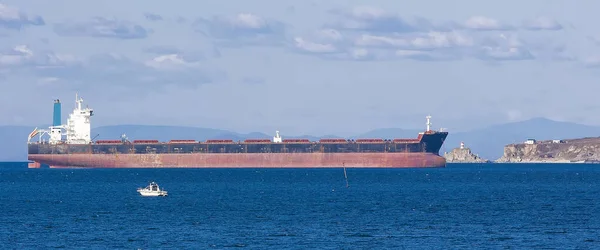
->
left=28, top=93, right=94, bottom=144
left=65, top=94, right=94, bottom=144
left=273, top=130, right=282, bottom=143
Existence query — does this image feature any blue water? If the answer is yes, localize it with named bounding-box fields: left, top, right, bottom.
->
left=1, top=162, right=599, bottom=249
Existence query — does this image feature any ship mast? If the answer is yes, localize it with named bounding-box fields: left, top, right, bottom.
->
left=426, top=115, right=432, bottom=132
left=76, top=93, right=82, bottom=111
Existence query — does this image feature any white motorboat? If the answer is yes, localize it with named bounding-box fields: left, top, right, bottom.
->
left=137, top=182, right=168, bottom=196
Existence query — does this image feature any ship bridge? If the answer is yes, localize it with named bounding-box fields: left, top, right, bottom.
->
left=28, top=93, right=94, bottom=145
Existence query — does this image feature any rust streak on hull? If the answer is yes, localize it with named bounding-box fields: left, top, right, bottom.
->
left=29, top=153, right=446, bottom=168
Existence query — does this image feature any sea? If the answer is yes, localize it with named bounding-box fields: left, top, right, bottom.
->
left=1, top=162, right=599, bottom=249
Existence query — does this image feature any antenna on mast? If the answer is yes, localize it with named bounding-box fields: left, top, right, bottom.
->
left=75, top=93, right=84, bottom=111
left=426, top=115, right=432, bottom=132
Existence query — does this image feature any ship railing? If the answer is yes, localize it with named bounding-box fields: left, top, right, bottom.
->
left=355, top=139, right=385, bottom=143
left=96, top=140, right=123, bottom=144
left=319, top=139, right=347, bottom=143
left=133, top=140, right=160, bottom=144
left=168, top=140, right=197, bottom=144
left=282, top=139, right=311, bottom=143
left=393, top=139, right=420, bottom=143
left=243, top=139, right=272, bottom=143
left=206, top=139, right=235, bottom=144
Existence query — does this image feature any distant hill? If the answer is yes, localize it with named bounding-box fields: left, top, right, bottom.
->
left=0, top=126, right=37, bottom=161
left=442, top=118, right=600, bottom=160
left=3, top=117, right=600, bottom=162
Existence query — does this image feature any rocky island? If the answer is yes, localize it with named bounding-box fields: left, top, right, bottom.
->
left=444, top=142, right=490, bottom=163
left=496, top=137, right=600, bottom=163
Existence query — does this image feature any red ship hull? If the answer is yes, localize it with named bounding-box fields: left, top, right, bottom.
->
left=28, top=152, right=446, bottom=168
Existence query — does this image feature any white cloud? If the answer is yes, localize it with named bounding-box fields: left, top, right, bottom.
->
left=330, top=6, right=565, bottom=35
left=1, top=45, right=225, bottom=94
left=303, top=7, right=569, bottom=62
left=229, top=13, right=268, bottom=29
left=475, top=33, right=536, bottom=60
left=522, top=17, right=563, bottom=31
left=351, top=48, right=369, bottom=58
left=293, top=37, right=337, bottom=53
left=395, top=50, right=427, bottom=57
left=144, top=54, right=204, bottom=70
left=479, top=46, right=534, bottom=60
left=355, top=34, right=406, bottom=48
left=0, top=3, right=45, bottom=29
left=291, top=29, right=541, bottom=61
left=0, top=45, right=33, bottom=66
left=316, top=29, right=344, bottom=41
left=145, top=54, right=189, bottom=69
left=329, top=6, right=433, bottom=33
left=54, top=17, right=148, bottom=39
left=347, top=6, right=389, bottom=20
left=0, top=4, right=20, bottom=20
left=497, top=33, right=522, bottom=47
left=0, top=45, right=79, bottom=68
left=0, top=0, right=599, bottom=136
left=291, top=28, right=349, bottom=55
left=463, top=16, right=511, bottom=31
left=396, top=49, right=462, bottom=61
left=194, top=13, right=286, bottom=46
left=355, top=31, right=474, bottom=50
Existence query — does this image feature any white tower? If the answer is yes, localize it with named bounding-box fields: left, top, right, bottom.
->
left=66, top=93, right=94, bottom=144
left=273, top=130, right=282, bottom=143
left=460, top=141, right=465, bottom=149
left=426, top=115, right=432, bottom=132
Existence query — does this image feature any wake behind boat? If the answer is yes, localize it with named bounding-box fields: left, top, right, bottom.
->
left=137, top=182, right=168, bottom=196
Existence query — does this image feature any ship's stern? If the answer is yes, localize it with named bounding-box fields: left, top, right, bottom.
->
left=27, top=143, right=43, bottom=168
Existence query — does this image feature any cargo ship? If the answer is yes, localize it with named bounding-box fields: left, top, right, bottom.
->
left=27, top=94, right=449, bottom=168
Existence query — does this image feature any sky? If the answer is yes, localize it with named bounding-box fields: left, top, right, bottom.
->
left=1, top=0, right=600, bottom=136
